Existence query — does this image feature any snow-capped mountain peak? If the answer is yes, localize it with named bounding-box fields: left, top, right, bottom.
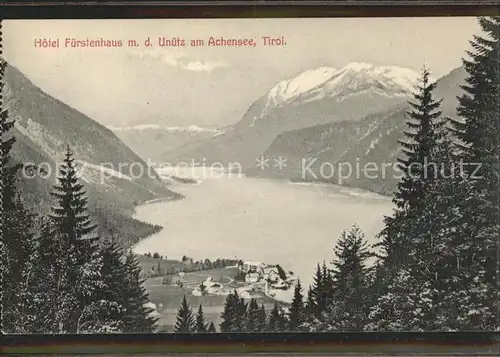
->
left=107, top=124, right=221, bottom=134
left=267, top=66, right=338, bottom=106
left=338, top=62, right=422, bottom=93
left=343, top=62, right=375, bottom=71
left=265, top=62, right=421, bottom=110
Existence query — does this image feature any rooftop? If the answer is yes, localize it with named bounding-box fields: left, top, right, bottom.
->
left=243, top=260, right=265, bottom=266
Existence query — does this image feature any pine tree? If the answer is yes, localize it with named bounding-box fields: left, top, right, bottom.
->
left=90, top=236, right=128, bottom=332
left=321, top=261, right=334, bottom=310
left=257, top=303, right=267, bottom=331
left=369, top=66, right=467, bottom=332
left=245, top=298, right=260, bottom=332
left=267, top=302, right=281, bottom=332
left=267, top=302, right=287, bottom=332
left=276, top=264, right=287, bottom=281
left=122, top=249, right=158, bottom=332
left=395, top=66, right=446, bottom=212
left=289, top=279, right=305, bottom=331
left=50, top=145, right=98, bottom=260
left=305, top=285, right=315, bottom=313
left=48, top=146, right=102, bottom=333
left=400, top=160, right=463, bottom=331
left=308, top=263, right=323, bottom=318
left=174, top=296, right=195, bottom=333
left=220, top=290, right=238, bottom=332
left=323, top=225, right=372, bottom=331
left=75, top=248, right=124, bottom=333
left=0, top=60, right=40, bottom=333
left=379, top=67, right=448, bottom=273
left=446, top=16, right=500, bottom=330
left=32, top=217, right=75, bottom=333
left=220, top=290, right=246, bottom=332
left=371, top=17, right=500, bottom=332
left=235, top=294, right=247, bottom=332
left=0, top=60, right=19, bottom=208
left=365, top=268, right=422, bottom=331
left=2, top=198, right=39, bottom=333
left=207, top=321, right=217, bottom=333
left=195, top=304, right=207, bottom=332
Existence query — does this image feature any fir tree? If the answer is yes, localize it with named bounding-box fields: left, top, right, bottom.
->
left=308, top=263, right=323, bottom=318
left=122, top=249, right=158, bottom=332
left=267, top=302, right=287, bottom=332
left=207, top=321, right=217, bottom=333
left=174, top=296, right=195, bottom=333
left=305, top=285, right=316, bottom=317
left=48, top=146, right=101, bottom=333
left=289, top=279, right=305, bottom=331
left=395, top=66, right=446, bottom=212
left=245, top=298, right=261, bottom=332
left=322, top=225, right=372, bottom=331
left=195, top=304, right=207, bottom=332
left=0, top=60, right=19, bottom=208
left=220, top=290, right=246, bottom=332
left=371, top=17, right=500, bottom=332
left=92, top=236, right=129, bottom=331
left=267, top=302, right=280, bottom=332
left=0, top=61, right=40, bottom=333
left=379, top=67, right=448, bottom=273
left=32, top=217, right=75, bottom=333
left=220, top=290, right=238, bottom=332
left=369, top=66, right=463, bottom=332
left=235, top=294, right=248, bottom=331
left=50, top=145, right=98, bottom=259
left=2, top=198, right=39, bottom=333
left=321, top=261, right=334, bottom=310
left=447, top=16, right=499, bottom=330
left=75, top=249, right=124, bottom=333
left=365, top=268, right=422, bottom=331
left=257, top=303, right=267, bottom=331
left=276, top=264, right=287, bottom=281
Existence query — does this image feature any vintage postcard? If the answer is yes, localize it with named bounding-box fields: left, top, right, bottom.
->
left=1, top=16, right=498, bottom=334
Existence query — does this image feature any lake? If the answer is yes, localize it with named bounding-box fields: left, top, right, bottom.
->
left=133, top=167, right=393, bottom=289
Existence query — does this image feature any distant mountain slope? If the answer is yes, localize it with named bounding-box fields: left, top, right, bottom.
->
left=165, top=62, right=421, bottom=168
left=3, top=64, right=181, bottom=248
left=109, top=124, right=221, bottom=163
left=249, top=66, right=467, bottom=195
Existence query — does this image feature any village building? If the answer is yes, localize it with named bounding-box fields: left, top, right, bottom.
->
left=245, top=271, right=260, bottom=283
left=270, top=279, right=288, bottom=290
left=263, top=266, right=280, bottom=283
left=239, top=260, right=266, bottom=274
left=201, top=277, right=223, bottom=294
left=162, top=273, right=183, bottom=285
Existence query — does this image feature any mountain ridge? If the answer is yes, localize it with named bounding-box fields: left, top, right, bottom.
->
left=3, top=63, right=181, bottom=248
left=248, top=65, right=467, bottom=195
left=164, top=62, right=422, bottom=168
left=264, top=62, right=421, bottom=110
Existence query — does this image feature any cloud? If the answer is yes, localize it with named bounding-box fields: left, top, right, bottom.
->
left=184, top=60, right=227, bottom=72
left=131, top=49, right=227, bottom=73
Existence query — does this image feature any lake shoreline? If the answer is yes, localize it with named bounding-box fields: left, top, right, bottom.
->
left=140, top=192, right=186, bottom=206
left=133, top=169, right=393, bottom=292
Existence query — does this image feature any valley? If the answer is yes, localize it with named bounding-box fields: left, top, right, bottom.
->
left=3, top=63, right=180, bottom=248
left=3, top=16, right=496, bottom=336
left=115, top=63, right=466, bottom=197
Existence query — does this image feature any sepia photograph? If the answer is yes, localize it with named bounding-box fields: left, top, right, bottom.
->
left=1, top=16, right=498, bottom=334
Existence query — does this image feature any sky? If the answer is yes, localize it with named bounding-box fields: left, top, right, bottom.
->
left=3, top=17, right=481, bottom=128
